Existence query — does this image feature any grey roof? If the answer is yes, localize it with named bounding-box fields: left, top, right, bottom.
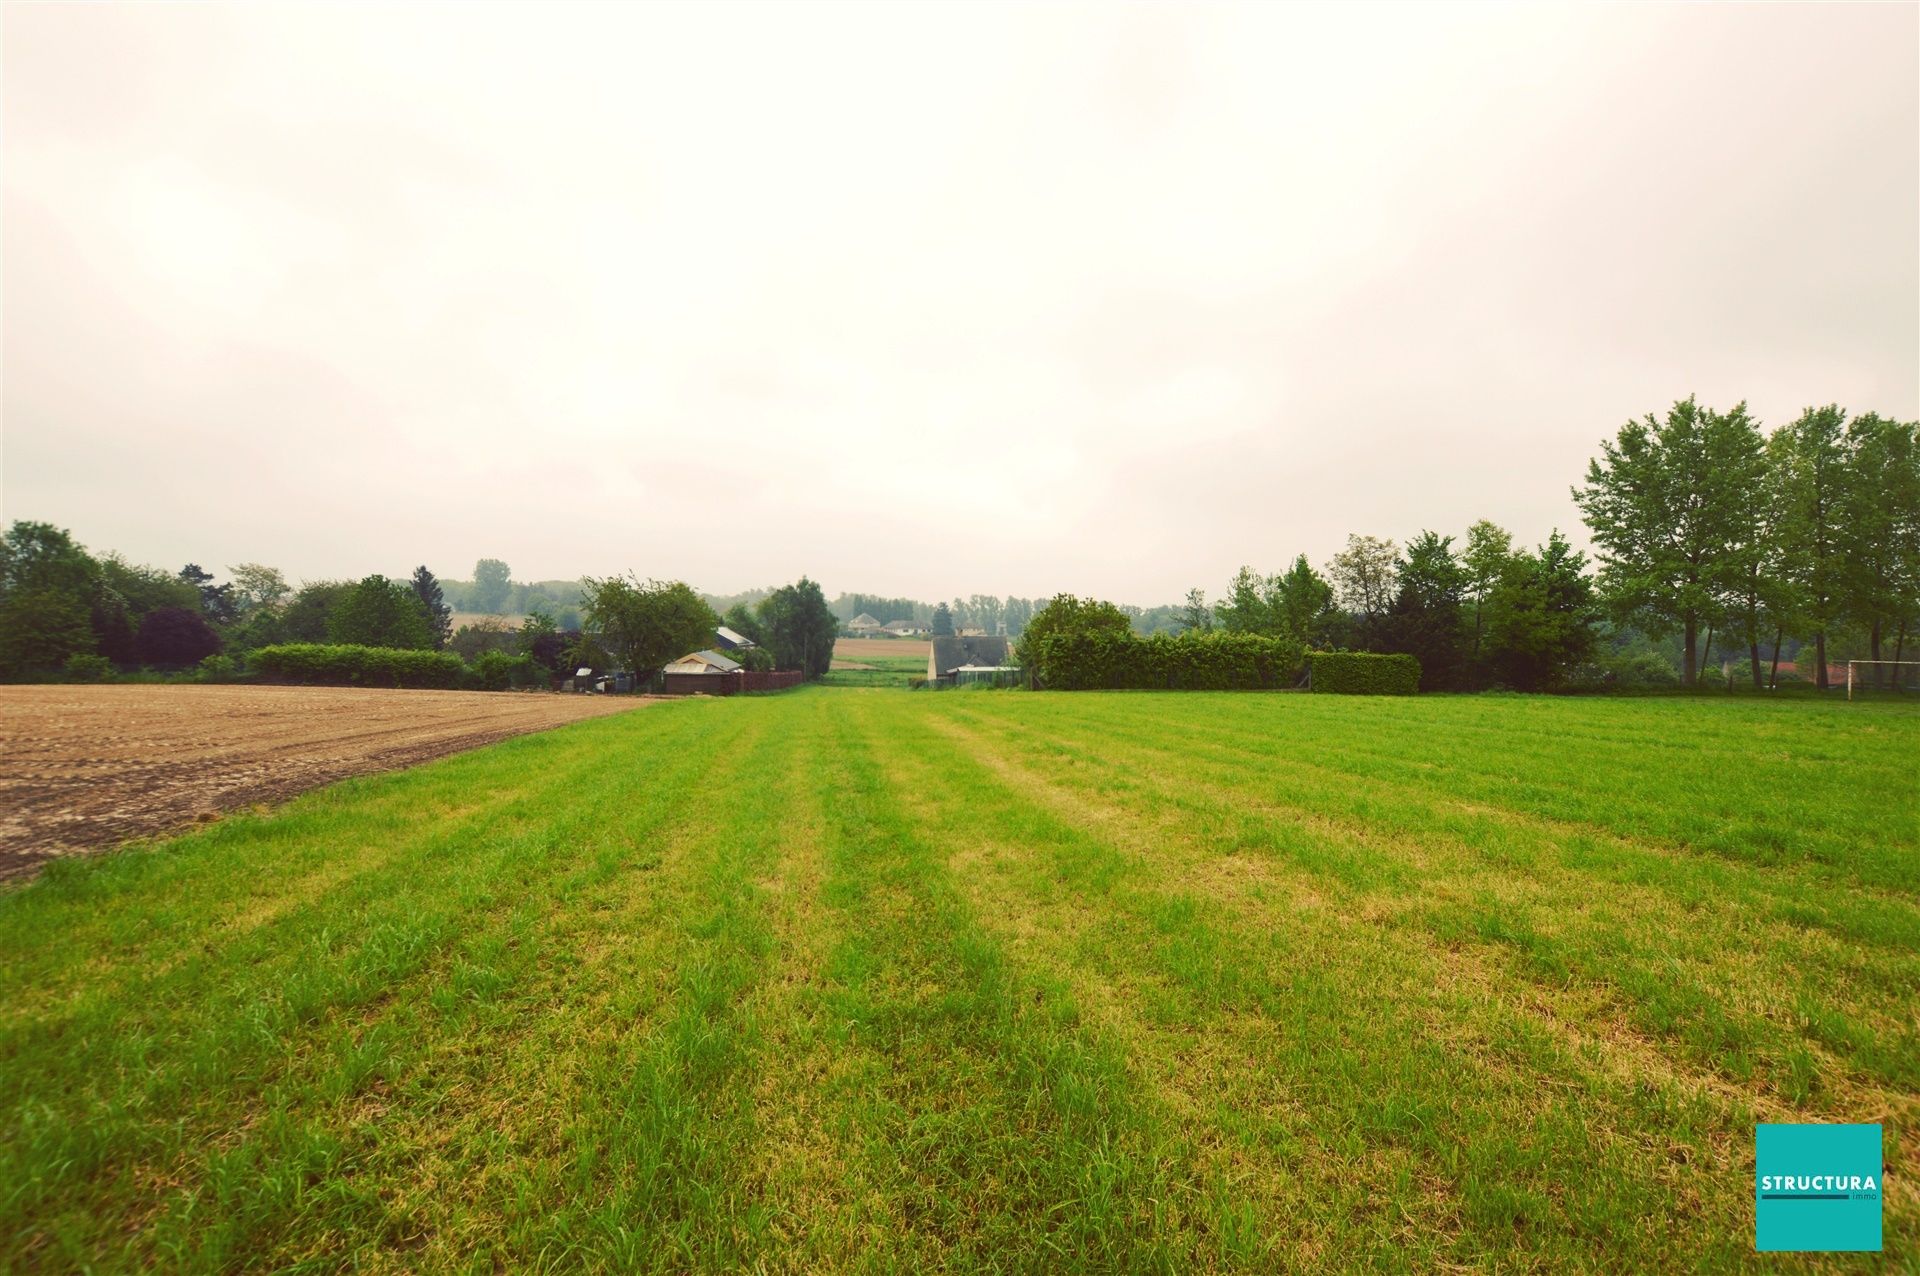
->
left=672, top=649, right=742, bottom=673
left=929, top=635, right=1012, bottom=677
left=714, top=625, right=756, bottom=649
left=849, top=612, right=882, bottom=628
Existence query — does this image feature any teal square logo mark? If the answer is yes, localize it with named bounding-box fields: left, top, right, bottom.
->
left=1756, top=1123, right=1882, bottom=1252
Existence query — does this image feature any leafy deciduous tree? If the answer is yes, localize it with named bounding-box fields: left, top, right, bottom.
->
left=1574, top=397, right=1763, bottom=686
left=583, top=575, right=719, bottom=682
left=757, top=578, right=838, bottom=679
left=1327, top=534, right=1398, bottom=647
left=472, top=558, right=513, bottom=614
left=136, top=606, right=223, bottom=669
left=328, top=575, right=435, bottom=650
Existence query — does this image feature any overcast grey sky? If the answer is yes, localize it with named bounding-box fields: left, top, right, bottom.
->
left=4, top=2, right=1916, bottom=603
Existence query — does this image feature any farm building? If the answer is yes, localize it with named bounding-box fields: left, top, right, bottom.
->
left=882, top=619, right=927, bottom=637
left=663, top=649, right=743, bottom=676
left=714, top=625, right=757, bottom=651
left=928, top=635, right=1016, bottom=687
left=847, top=613, right=883, bottom=635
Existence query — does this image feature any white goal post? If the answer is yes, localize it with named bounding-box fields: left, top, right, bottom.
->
left=1846, top=661, right=1920, bottom=700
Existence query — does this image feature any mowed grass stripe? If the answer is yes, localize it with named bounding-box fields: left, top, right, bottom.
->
left=777, top=693, right=1208, bottom=1271
left=981, top=691, right=1917, bottom=891
left=884, top=699, right=1760, bottom=1271
left=933, top=694, right=1920, bottom=1098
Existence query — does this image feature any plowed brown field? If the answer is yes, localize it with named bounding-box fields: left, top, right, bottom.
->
left=0, top=684, right=650, bottom=880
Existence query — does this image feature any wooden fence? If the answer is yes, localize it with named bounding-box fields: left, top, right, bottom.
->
left=660, top=670, right=805, bottom=696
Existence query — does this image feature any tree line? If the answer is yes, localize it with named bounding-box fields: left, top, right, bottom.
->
left=1169, top=527, right=1596, bottom=691
left=1160, top=401, right=1916, bottom=692
left=1575, top=400, right=1915, bottom=690
left=0, top=530, right=839, bottom=689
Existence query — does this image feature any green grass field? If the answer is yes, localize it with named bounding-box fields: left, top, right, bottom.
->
left=3, top=689, right=1915, bottom=1272
left=821, top=650, right=928, bottom=688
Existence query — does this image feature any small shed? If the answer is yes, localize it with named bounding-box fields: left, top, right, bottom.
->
left=664, top=649, right=744, bottom=676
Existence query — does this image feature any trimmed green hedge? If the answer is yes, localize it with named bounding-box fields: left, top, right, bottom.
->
left=466, top=651, right=545, bottom=691
left=250, top=643, right=467, bottom=689
left=1025, top=630, right=1305, bottom=691
left=1309, top=651, right=1421, bottom=694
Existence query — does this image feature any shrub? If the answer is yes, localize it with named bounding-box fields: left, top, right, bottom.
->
left=464, top=651, right=543, bottom=691
left=250, top=643, right=466, bottom=689
left=62, top=653, right=113, bottom=683
left=1026, top=629, right=1305, bottom=691
left=196, top=654, right=240, bottom=683
left=135, top=606, right=223, bottom=669
left=1309, top=651, right=1421, bottom=694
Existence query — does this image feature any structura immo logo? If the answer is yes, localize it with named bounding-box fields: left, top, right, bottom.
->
left=1755, top=1123, right=1883, bottom=1252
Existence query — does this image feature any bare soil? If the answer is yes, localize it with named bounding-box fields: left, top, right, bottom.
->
left=0, top=684, right=650, bottom=881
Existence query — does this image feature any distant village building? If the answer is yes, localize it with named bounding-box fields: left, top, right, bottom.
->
left=714, top=625, right=757, bottom=651
left=847, top=613, right=883, bottom=635
left=882, top=619, right=927, bottom=637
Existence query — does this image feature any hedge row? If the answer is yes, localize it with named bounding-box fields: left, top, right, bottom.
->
left=1026, top=630, right=1306, bottom=691
left=1309, top=651, right=1421, bottom=694
left=251, top=643, right=478, bottom=689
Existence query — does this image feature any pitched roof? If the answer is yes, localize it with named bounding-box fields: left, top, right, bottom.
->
left=669, top=649, right=742, bottom=673
left=714, top=625, right=756, bottom=649
left=929, top=635, right=1012, bottom=677
left=849, top=612, right=882, bottom=628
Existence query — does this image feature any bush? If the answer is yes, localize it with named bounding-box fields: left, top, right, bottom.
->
left=1026, top=629, right=1305, bottom=691
left=196, top=654, right=241, bottom=683
left=250, top=643, right=466, bottom=689
left=1309, top=651, right=1421, bottom=694
left=464, top=651, right=543, bottom=691
left=62, top=653, right=113, bottom=683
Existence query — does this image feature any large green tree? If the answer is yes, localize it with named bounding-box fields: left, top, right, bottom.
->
left=720, top=602, right=768, bottom=648
left=1461, top=520, right=1514, bottom=683
left=472, top=558, right=513, bottom=614
left=328, top=575, right=435, bottom=650
left=1574, top=397, right=1764, bottom=686
left=1839, top=414, right=1920, bottom=687
left=1214, top=566, right=1274, bottom=635
left=282, top=581, right=351, bottom=643
left=757, top=578, right=838, bottom=679
left=1018, top=593, right=1133, bottom=663
left=1327, top=535, right=1398, bottom=647
left=0, top=522, right=101, bottom=674
left=583, top=575, right=719, bottom=681
left=1482, top=532, right=1598, bottom=691
left=1769, top=406, right=1850, bottom=689
left=1271, top=555, right=1335, bottom=646
left=1382, top=531, right=1467, bottom=689
left=227, top=563, right=291, bottom=616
